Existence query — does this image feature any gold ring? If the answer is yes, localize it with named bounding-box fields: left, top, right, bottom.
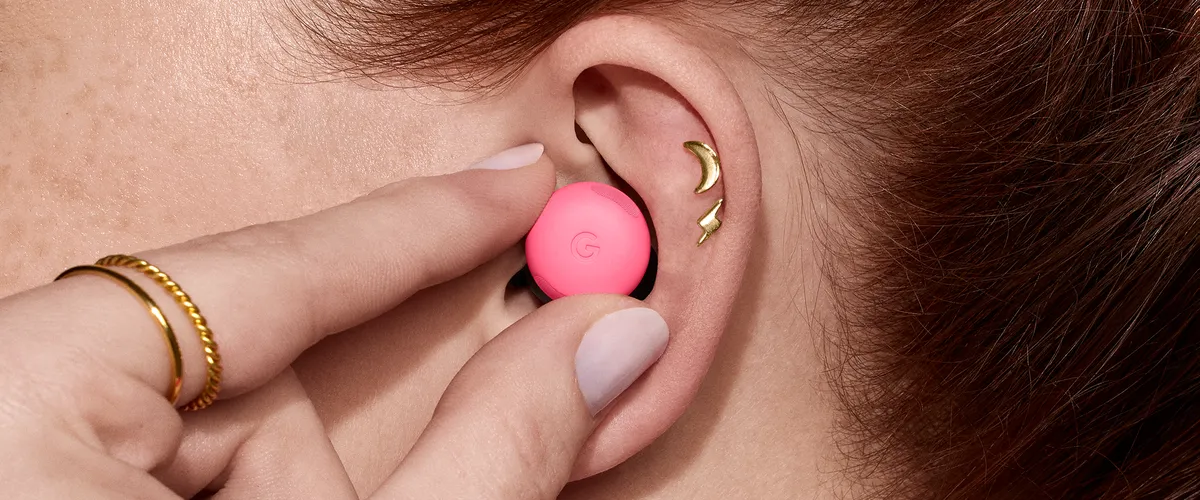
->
left=55, top=265, right=185, bottom=405
left=96, top=255, right=222, bottom=411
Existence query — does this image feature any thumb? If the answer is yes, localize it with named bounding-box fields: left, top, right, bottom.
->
left=372, top=296, right=669, bottom=500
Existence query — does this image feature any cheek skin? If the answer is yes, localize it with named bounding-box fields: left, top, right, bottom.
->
left=0, top=0, right=514, bottom=295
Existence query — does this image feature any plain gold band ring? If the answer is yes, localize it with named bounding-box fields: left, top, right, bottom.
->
left=55, top=265, right=185, bottom=405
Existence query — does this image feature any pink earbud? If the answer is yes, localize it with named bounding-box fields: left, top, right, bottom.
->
left=525, top=182, right=652, bottom=300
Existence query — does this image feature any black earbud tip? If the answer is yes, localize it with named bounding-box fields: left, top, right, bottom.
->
left=629, top=246, right=658, bottom=300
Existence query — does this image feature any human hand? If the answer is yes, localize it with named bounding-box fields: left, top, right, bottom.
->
left=0, top=145, right=669, bottom=499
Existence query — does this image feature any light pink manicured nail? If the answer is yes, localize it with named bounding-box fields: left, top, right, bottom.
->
left=575, top=308, right=669, bottom=416
left=467, top=143, right=545, bottom=170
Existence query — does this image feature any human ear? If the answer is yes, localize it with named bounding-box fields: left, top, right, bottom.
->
left=505, top=15, right=763, bottom=479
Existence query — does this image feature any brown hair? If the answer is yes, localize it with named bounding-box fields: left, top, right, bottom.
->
left=292, top=1, right=1200, bottom=497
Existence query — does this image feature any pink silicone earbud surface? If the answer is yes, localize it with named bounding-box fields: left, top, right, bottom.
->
left=525, top=182, right=652, bottom=300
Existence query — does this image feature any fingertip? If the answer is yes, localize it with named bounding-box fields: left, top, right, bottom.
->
left=453, top=144, right=557, bottom=223
left=574, top=307, right=669, bottom=416
left=508, top=151, right=558, bottom=212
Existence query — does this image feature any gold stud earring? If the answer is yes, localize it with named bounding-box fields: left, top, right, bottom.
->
left=684, top=141, right=721, bottom=194
left=697, top=198, right=724, bottom=246
left=685, top=141, right=724, bottom=245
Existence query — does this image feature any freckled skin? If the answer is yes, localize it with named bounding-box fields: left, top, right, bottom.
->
left=0, top=2, right=502, bottom=294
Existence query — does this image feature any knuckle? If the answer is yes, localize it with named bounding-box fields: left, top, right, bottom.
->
left=1, top=337, right=94, bottom=423
left=0, top=338, right=181, bottom=471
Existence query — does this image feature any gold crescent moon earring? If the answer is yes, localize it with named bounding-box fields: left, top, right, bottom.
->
left=684, top=141, right=721, bottom=194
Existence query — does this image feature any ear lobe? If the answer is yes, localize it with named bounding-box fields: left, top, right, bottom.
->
left=526, top=16, right=764, bottom=479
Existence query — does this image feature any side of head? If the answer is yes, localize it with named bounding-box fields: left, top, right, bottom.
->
left=290, top=0, right=1200, bottom=497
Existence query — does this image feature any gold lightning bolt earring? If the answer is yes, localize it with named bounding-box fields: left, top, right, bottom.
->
left=696, top=198, right=723, bottom=246
left=685, top=141, right=724, bottom=246
left=685, top=141, right=720, bottom=194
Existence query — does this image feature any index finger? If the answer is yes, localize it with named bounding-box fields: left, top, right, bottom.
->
left=5, top=144, right=553, bottom=407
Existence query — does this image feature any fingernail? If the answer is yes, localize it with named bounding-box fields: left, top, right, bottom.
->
left=467, top=143, right=545, bottom=170
left=575, top=308, right=669, bottom=416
